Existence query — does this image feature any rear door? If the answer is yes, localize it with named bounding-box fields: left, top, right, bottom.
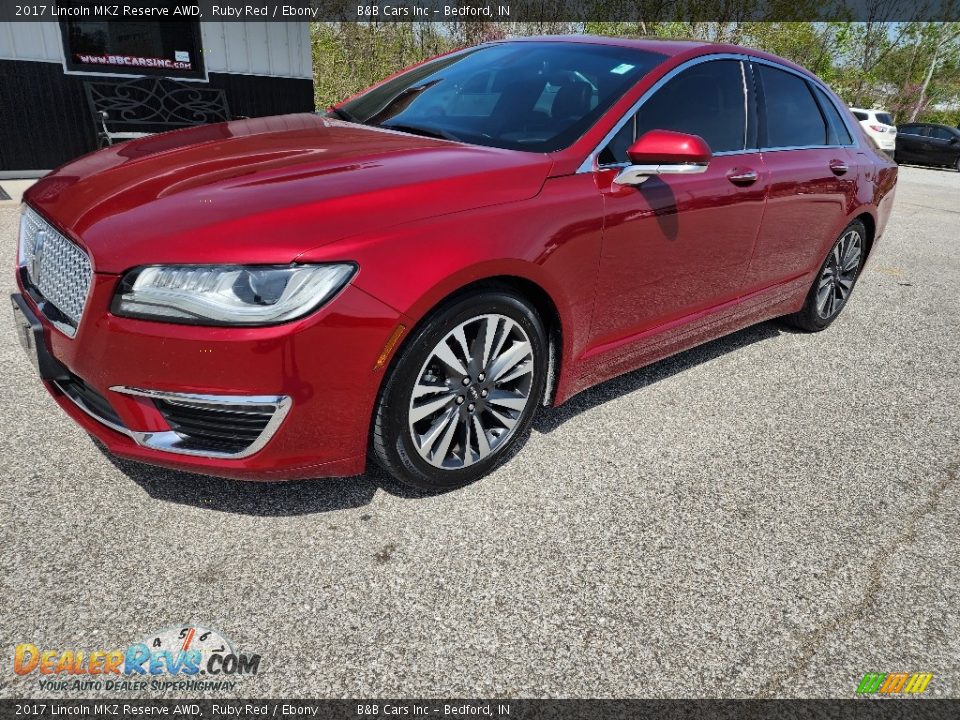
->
left=743, top=62, right=858, bottom=291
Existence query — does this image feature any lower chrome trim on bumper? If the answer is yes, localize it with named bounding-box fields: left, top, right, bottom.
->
left=56, top=380, right=291, bottom=460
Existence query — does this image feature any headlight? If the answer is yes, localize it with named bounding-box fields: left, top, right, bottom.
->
left=112, top=263, right=356, bottom=326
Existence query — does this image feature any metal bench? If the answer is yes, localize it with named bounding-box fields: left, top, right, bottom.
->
left=83, top=77, right=233, bottom=148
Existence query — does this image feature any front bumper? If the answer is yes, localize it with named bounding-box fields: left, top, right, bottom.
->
left=13, top=273, right=406, bottom=481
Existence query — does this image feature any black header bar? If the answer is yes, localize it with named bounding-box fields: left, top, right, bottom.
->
left=1, top=0, right=958, bottom=23
left=1, top=699, right=959, bottom=720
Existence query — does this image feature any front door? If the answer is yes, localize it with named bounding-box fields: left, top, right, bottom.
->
left=590, top=58, right=768, bottom=348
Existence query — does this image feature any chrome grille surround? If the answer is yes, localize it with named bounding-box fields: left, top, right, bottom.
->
left=18, top=205, right=93, bottom=337
left=55, top=379, right=291, bottom=460
left=109, top=386, right=292, bottom=459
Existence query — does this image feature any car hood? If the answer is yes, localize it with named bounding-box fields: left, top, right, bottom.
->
left=24, top=114, right=553, bottom=274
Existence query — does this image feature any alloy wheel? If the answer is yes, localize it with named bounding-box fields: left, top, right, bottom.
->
left=816, top=229, right=863, bottom=319
left=408, top=314, right=535, bottom=469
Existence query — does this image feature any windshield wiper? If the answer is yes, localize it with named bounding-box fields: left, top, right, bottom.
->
left=381, top=123, right=461, bottom=142
left=326, top=106, right=360, bottom=123
left=366, top=79, right=444, bottom=126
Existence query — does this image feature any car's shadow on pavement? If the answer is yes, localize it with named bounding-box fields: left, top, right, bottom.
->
left=101, top=450, right=434, bottom=516
left=533, top=320, right=784, bottom=434
left=101, top=320, right=785, bottom=515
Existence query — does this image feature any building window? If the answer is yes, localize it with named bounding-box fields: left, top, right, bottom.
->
left=60, top=4, right=204, bottom=80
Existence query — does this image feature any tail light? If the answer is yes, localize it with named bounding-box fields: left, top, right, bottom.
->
left=869, top=124, right=886, bottom=132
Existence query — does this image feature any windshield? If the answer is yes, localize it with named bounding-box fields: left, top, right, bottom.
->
left=337, top=42, right=667, bottom=153
left=876, top=113, right=894, bottom=126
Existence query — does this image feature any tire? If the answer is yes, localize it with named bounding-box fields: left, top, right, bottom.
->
left=783, top=219, right=867, bottom=333
left=371, top=288, right=547, bottom=491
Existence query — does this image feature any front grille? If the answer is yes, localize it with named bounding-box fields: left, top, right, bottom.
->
left=55, top=374, right=124, bottom=428
left=19, top=206, right=93, bottom=336
left=154, top=399, right=275, bottom=455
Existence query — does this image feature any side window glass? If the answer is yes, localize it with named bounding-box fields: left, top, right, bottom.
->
left=634, top=60, right=747, bottom=154
left=813, top=86, right=853, bottom=145
left=931, top=127, right=953, bottom=140
left=853, top=111, right=868, bottom=121
left=758, top=64, right=828, bottom=148
left=598, top=60, right=748, bottom=165
left=598, top=119, right=634, bottom=166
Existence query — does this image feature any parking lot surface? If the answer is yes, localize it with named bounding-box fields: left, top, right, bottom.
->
left=1, top=165, right=958, bottom=699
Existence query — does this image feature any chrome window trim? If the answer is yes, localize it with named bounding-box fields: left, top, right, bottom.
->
left=58, top=382, right=292, bottom=460
left=757, top=145, right=849, bottom=153
left=739, top=59, right=749, bottom=151
left=579, top=52, right=859, bottom=173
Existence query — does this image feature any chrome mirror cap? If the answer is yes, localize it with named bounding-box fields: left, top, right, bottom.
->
left=613, top=162, right=709, bottom=186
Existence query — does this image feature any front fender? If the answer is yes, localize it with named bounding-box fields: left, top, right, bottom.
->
left=295, top=175, right=607, bottom=404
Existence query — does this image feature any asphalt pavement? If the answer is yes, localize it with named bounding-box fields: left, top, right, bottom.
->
left=1, top=165, right=958, bottom=699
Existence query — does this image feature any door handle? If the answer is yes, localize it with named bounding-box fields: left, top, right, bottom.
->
left=727, top=168, right=758, bottom=185
left=829, top=160, right=849, bottom=175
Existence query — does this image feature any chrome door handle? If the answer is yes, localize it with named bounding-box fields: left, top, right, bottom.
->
left=727, top=168, right=760, bottom=185
left=727, top=168, right=758, bottom=185
left=829, top=160, right=849, bottom=175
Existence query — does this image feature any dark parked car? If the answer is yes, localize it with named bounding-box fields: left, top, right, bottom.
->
left=895, top=123, right=960, bottom=171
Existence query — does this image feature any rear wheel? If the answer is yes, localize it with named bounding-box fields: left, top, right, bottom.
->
left=371, top=289, right=547, bottom=491
left=784, top=220, right=866, bottom=332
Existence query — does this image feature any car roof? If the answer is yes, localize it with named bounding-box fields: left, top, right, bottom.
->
left=496, top=35, right=823, bottom=81
left=503, top=34, right=712, bottom=57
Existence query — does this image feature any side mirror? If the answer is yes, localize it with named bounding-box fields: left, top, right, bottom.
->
left=614, top=130, right=712, bottom=186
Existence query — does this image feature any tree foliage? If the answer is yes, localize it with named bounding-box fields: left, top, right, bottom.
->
left=312, top=20, right=960, bottom=125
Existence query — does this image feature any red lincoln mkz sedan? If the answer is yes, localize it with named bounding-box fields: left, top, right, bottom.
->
left=13, top=37, right=897, bottom=490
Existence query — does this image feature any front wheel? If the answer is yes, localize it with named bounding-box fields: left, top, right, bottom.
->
left=783, top=220, right=867, bottom=332
left=371, top=289, right=547, bottom=491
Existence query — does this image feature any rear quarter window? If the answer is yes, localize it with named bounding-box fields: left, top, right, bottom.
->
left=812, top=86, right=853, bottom=145
left=758, top=64, right=828, bottom=148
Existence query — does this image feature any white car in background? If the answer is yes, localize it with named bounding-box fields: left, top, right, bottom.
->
left=850, top=107, right=897, bottom=154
